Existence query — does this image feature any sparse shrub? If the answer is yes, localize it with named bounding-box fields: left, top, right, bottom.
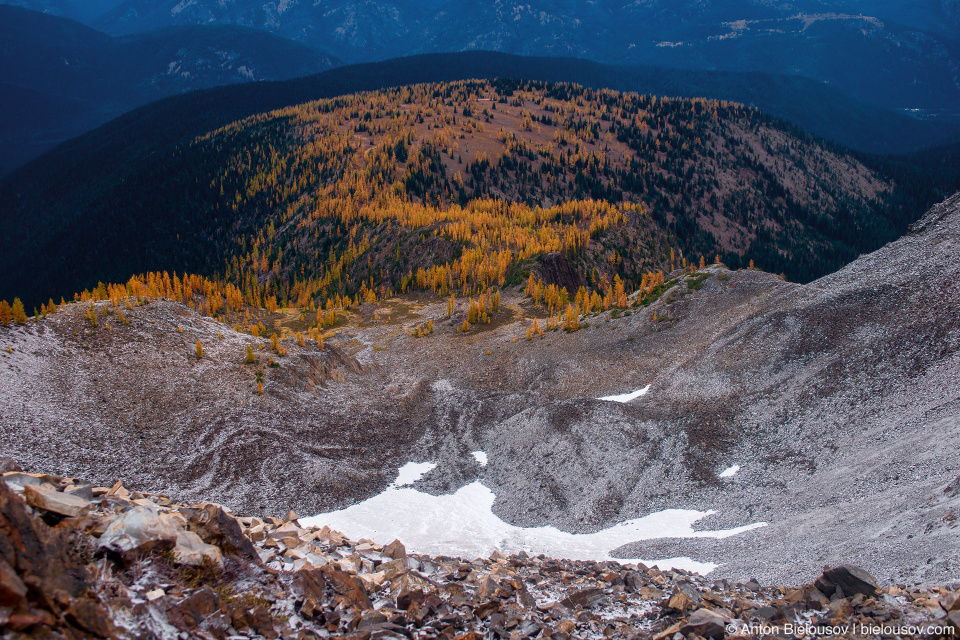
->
left=85, top=303, right=98, bottom=328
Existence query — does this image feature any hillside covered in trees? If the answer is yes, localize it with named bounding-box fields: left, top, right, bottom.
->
left=0, top=79, right=938, bottom=310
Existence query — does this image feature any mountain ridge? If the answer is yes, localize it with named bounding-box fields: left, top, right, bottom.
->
left=0, top=78, right=926, bottom=311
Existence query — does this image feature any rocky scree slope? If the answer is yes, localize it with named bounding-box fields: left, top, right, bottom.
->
left=1, top=194, right=959, bottom=585
left=1, top=471, right=959, bottom=640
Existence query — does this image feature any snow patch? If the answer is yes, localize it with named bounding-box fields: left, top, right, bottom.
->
left=598, top=384, right=651, bottom=403
left=719, top=465, right=740, bottom=478
left=302, top=466, right=766, bottom=574
left=390, top=462, right=436, bottom=488
left=170, top=0, right=197, bottom=16
left=471, top=451, right=488, bottom=466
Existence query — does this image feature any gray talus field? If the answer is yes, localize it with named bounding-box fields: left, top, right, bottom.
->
left=1, top=195, right=958, bottom=586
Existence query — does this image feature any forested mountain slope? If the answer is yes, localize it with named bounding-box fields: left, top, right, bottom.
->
left=0, top=80, right=919, bottom=310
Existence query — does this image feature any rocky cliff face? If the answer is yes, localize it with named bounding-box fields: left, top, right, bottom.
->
left=1, top=194, right=959, bottom=586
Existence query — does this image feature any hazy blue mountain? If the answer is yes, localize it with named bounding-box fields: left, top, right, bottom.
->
left=94, top=0, right=440, bottom=60
left=0, top=0, right=124, bottom=22
left=0, top=5, right=339, bottom=173
left=87, top=0, right=960, bottom=120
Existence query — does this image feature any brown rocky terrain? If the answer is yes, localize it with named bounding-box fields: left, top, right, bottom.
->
left=1, top=472, right=958, bottom=640
left=1, top=193, right=959, bottom=588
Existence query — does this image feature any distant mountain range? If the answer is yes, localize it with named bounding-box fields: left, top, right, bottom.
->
left=0, top=0, right=123, bottom=22
left=4, top=1, right=960, bottom=174
left=14, top=0, right=955, bottom=119
left=0, top=5, right=338, bottom=173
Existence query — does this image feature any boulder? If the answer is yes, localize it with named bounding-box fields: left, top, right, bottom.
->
left=65, top=597, right=115, bottom=638
left=560, top=587, right=605, bottom=609
left=173, top=530, right=223, bottom=567
left=1, top=473, right=45, bottom=493
left=680, top=608, right=728, bottom=640
left=322, top=565, right=371, bottom=610
left=65, top=484, right=95, bottom=501
left=948, top=611, right=960, bottom=632
left=941, top=592, right=960, bottom=614
left=0, top=457, right=21, bottom=473
left=24, top=484, right=92, bottom=518
left=0, top=481, right=116, bottom=638
left=665, top=583, right=701, bottom=612
left=167, top=586, right=221, bottom=631
left=815, top=565, right=879, bottom=598
left=293, top=567, right=327, bottom=604
left=0, top=556, right=27, bottom=607
left=106, top=481, right=130, bottom=500
left=383, top=538, right=406, bottom=560
left=97, top=505, right=181, bottom=562
left=186, top=504, right=260, bottom=562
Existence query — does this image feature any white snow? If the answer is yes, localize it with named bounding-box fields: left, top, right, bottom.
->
left=598, top=384, right=651, bottom=403
left=302, top=463, right=767, bottom=575
left=719, top=465, right=740, bottom=478
left=390, top=462, right=436, bottom=488
left=471, top=451, right=488, bottom=466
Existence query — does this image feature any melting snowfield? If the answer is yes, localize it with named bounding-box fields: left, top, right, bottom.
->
left=302, top=462, right=766, bottom=574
